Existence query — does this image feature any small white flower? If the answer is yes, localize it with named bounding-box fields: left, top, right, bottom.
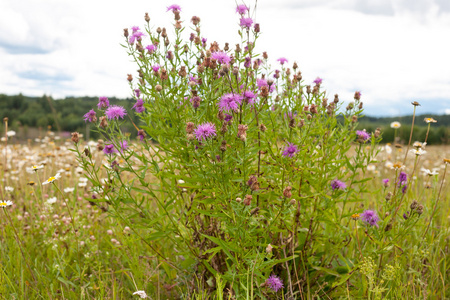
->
left=385, top=145, right=392, bottom=154
left=42, top=173, right=61, bottom=185
left=421, top=168, right=438, bottom=176
left=31, top=165, right=45, bottom=171
left=385, top=161, right=393, bottom=169
left=410, top=148, right=426, bottom=156
left=0, top=200, right=13, bottom=207
left=132, top=290, right=148, bottom=298
left=390, top=121, right=401, bottom=129
left=367, top=164, right=376, bottom=171
left=5, top=186, right=14, bottom=192
left=78, top=182, right=87, bottom=187
left=6, top=130, right=16, bottom=137
left=64, top=187, right=75, bottom=193
left=47, top=197, right=57, bottom=204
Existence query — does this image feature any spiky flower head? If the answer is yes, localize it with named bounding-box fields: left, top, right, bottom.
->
left=356, top=130, right=370, bottom=141
left=331, top=179, right=346, bottom=191
left=97, top=97, right=110, bottom=109
left=105, top=105, right=127, bottom=120
left=360, top=210, right=380, bottom=227
left=83, top=109, right=97, bottom=123
left=266, top=275, right=284, bottom=292
left=277, top=57, right=288, bottom=65
left=282, top=143, right=299, bottom=158
left=166, top=4, right=181, bottom=12
left=211, top=51, right=231, bottom=65
left=236, top=4, right=249, bottom=15
left=194, top=123, right=217, bottom=142
left=218, top=93, right=242, bottom=112
left=239, top=17, right=253, bottom=29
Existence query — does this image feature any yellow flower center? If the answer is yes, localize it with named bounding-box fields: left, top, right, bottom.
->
left=0, top=202, right=7, bottom=207
left=48, top=177, right=55, bottom=182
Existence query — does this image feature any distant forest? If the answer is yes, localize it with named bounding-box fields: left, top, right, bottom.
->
left=0, top=93, right=449, bottom=144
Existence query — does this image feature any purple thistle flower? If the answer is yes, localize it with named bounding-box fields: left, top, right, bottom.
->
left=119, top=140, right=129, bottom=153
left=282, top=143, right=299, bottom=158
left=257, top=78, right=275, bottom=93
left=266, top=275, right=284, bottom=292
left=382, top=178, right=389, bottom=187
left=103, top=143, right=117, bottom=155
left=97, top=97, right=109, bottom=109
left=236, top=4, right=249, bottom=15
left=166, top=4, right=181, bottom=12
left=224, top=114, right=233, bottom=122
left=194, top=123, right=217, bottom=142
left=285, top=111, right=297, bottom=120
left=131, top=26, right=140, bottom=33
left=402, top=184, right=408, bottom=194
left=211, top=51, right=231, bottom=65
left=105, top=105, right=127, bottom=120
left=397, top=171, right=407, bottom=187
left=130, top=31, right=145, bottom=43
left=331, top=179, right=346, bottom=191
left=83, top=109, right=97, bottom=123
left=202, top=37, right=207, bottom=47
left=356, top=130, right=370, bottom=141
left=244, top=56, right=252, bottom=68
left=152, top=64, right=160, bottom=73
left=242, top=90, right=256, bottom=104
left=189, top=33, right=195, bottom=42
left=146, top=44, right=157, bottom=54
left=360, top=210, right=380, bottom=227
left=137, top=130, right=145, bottom=141
left=240, top=17, right=253, bottom=29
left=217, top=93, right=242, bottom=112
left=277, top=57, right=288, bottom=65
left=189, top=75, right=200, bottom=85
left=190, top=96, right=201, bottom=109
left=132, top=99, right=145, bottom=113
left=134, top=89, right=141, bottom=98
left=313, top=77, right=323, bottom=85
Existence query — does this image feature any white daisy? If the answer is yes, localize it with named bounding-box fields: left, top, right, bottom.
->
left=42, top=173, right=61, bottom=185
left=0, top=200, right=13, bottom=207
left=47, top=197, right=57, bottom=204
left=5, top=186, right=14, bottom=192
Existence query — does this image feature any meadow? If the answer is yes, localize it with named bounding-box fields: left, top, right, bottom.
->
left=1, top=3, right=450, bottom=300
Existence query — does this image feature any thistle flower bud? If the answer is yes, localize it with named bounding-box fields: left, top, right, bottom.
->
left=191, top=16, right=201, bottom=25
left=224, top=43, right=229, bottom=51
left=156, top=27, right=162, bottom=34
left=183, top=44, right=189, bottom=53
left=123, top=28, right=129, bottom=38
left=174, top=10, right=181, bottom=21
left=250, top=207, right=260, bottom=215
left=289, top=199, right=296, bottom=206
left=161, top=27, right=167, bottom=38
left=322, top=98, right=328, bottom=108
left=410, top=200, right=418, bottom=210
left=220, top=140, right=227, bottom=152
left=310, top=104, right=318, bottom=114
left=306, top=85, right=311, bottom=94
left=385, top=192, right=392, bottom=201
left=71, top=132, right=80, bottom=144
left=298, top=119, right=305, bottom=128
left=260, top=86, right=269, bottom=98
left=155, top=85, right=163, bottom=92
left=293, top=62, right=298, bottom=70
left=259, top=123, right=266, bottom=132
left=178, top=66, right=187, bottom=77
left=385, top=223, right=392, bottom=232
left=127, top=74, right=133, bottom=82
left=307, top=114, right=312, bottom=121
left=374, top=128, right=381, bottom=138
left=186, top=134, right=195, bottom=141
left=334, top=94, right=339, bottom=104
left=100, top=116, right=108, bottom=128
left=254, top=23, right=260, bottom=33
left=283, top=186, right=292, bottom=198
left=247, top=175, right=257, bottom=187
left=411, top=101, right=420, bottom=106
left=416, top=204, right=424, bottom=215
left=236, top=197, right=242, bottom=203
left=352, top=115, right=358, bottom=123
left=358, top=102, right=363, bottom=110
left=235, top=44, right=241, bottom=53
left=197, top=65, right=205, bottom=73
left=243, top=194, right=252, bottom=206
left=165, top=38, right=170, bottom=47
left=186, top=122, right=195, bottom=134
left=144, top=12, right=150, bottom=22
left=232, top=66, right=239, bottom=76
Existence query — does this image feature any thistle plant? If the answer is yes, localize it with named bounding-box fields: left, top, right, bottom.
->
left=73, top=3, right=448, bottom=299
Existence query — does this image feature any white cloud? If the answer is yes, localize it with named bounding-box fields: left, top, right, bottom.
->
left=0, top=0, right=449, bottom=116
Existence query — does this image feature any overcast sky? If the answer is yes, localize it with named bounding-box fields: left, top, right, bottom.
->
left=1, top=0, right=449, bottom=116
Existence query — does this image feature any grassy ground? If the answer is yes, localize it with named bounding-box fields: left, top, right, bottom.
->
left=0, top=135, right=449, bottom=299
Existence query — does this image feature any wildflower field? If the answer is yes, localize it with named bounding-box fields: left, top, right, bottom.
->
left=1, top=3, right=450, bottom=300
